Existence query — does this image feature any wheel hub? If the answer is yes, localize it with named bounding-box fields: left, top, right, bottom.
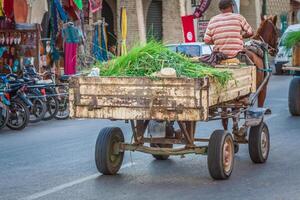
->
left=261, top=129, right=268, bottom=159
left=223, top=137, right=233, bottom=174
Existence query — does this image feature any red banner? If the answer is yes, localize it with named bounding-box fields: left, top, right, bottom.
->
left=193, top=0, right=212, bottom=18
left=181, top=15, right=196, bottom=43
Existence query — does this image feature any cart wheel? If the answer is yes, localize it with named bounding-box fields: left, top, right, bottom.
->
left=208, top=130, right=234, bottom=180
left=95, top=127, right=124, bottom=175
left=288, top=77, right=300, bottom=116
left=234, top=142, right=239, bottom=154
left=248, top=122, right=270, bottom=163
left=150, top=143, right=173, bottom=160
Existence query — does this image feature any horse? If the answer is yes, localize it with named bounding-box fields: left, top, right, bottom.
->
left=245, top=15, right=279, bottom=109
left=222, top=15, right=279, bottom=131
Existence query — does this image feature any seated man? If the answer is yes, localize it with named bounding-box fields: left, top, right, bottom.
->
left=204, top=0, right=253, bottom=58
left=203, top=0, right=255, bottom=130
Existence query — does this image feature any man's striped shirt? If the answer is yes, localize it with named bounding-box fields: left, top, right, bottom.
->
left=204, top=12, right=253, bottom=58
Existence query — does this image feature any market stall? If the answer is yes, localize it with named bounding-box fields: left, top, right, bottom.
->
left=0, top=0, right=107, bottom=131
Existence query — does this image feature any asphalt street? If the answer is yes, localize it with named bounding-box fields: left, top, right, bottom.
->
left=0, top=75, right=300, bottom=200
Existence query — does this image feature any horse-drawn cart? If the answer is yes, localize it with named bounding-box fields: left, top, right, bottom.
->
left=69, top=65, right=270, bottom=180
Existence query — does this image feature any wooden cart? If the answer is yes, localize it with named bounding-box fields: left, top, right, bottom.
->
left=283, top=66, right=300, bottom=116
left=69, top=66, right=270, bottom=180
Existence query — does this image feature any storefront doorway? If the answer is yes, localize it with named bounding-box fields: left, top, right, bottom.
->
left=102, top=0, right=116, bottom=49
left=146, top=0, right=163, bottom=41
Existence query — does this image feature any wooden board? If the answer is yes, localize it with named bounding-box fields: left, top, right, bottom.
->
left=283, top=66, right=300, bottom=72
left=69, top=77, right=209, bottom=121
left=209, top=66, right=256, bottom=106
left=69, top=66, right=256, bottom=121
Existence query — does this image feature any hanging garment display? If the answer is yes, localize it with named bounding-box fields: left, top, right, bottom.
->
left=62, top=23, right=82, bottom=75
left=3, top=0, right=14, bottom=20
left=62, top=0, right=80, bottom=21
left=89, top=0, right=102, bottom=13
left=64, top=43, right=77, bottom=75
left=53, top=0, right=68, bottom=22
left=100, top=23, right=108, bottom=61
left=27, top=0, right=48, bottom=24
left=50, top=0, right=68, bottom=41
left=62, top=23, right=82, bottom=43
left=92, top=24, right=108, bottom=62
left=72, top=0, right=83, bottom=10
left=14, top=0, right=28, bottom=23
left=92, top=24, right=101, bottom=61
left=41, top=12, right=50, bottom=38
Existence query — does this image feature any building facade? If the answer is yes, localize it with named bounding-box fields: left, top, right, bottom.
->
left=100, top=0, right=185, bottom=49
left=98, top=0, right=293, bottom=50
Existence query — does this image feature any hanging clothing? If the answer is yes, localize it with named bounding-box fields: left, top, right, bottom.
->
left=14, top=0, right=28, bottom=23
left=62, top=24, right=82, bottom=43
left=72, top=0, right=82, bottom=10
left=64, top=43, right=77, bottom=75
left=92, top=24, right=108, bottom=62
left=100, top=23, right=108, bottom=61
left=92, top=24, right=101, bottom=61
left=62, top=24, right=81, bottom=75
left=89, top=0, right=102, bottom=13
left=3, top=0, right=14, bottom=20
left=53, top=0, right=68, bottom=22
left=41, top=12, right=50, bottom=38
left=27, top=0, right=48, bottom=24
left=62, top=0, right=80, bottom=21
left=0, top=0, right=4, bottom=17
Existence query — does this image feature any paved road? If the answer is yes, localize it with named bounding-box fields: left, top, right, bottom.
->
left=1, top=75, right=300, bottom=200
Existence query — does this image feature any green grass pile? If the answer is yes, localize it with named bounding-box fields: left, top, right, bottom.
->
left=283, top=31, right=300, bottom=49
left=98, top=41, right=232, bottom=85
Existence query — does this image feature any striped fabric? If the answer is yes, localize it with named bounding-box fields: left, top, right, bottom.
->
left=204, top=13, right=253, bottom=58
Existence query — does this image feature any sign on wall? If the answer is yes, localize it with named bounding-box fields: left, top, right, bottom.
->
left=197, top=20, right=209, bottom=42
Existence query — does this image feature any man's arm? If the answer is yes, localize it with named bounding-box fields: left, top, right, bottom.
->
left=204, top=22, right=213, bottom=44
left=240, top=16, right=254, bottom=39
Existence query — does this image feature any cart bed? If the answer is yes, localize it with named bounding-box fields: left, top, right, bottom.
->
left=69, top=66, right=256, bottom=121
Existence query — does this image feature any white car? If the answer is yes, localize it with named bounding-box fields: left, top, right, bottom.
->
left=274, top=24, right=300, bottom=75
left=166, top=42, right=213, bottom=57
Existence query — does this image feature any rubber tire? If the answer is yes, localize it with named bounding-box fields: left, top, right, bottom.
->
left=248, top=122, right=270, bottom=164
left=95, top=127, right=125, bottom=175
left=288, top=77, right=300, bottom=116
left=207, top=130, right=234, bottom=180
left=275, top=63, right=283, bottom=75
left=150, top=143, right=173, bottom=160
left=7, top=99, right=30, bottom=131
left=43, top=96, right=59, bottom=121
left=29, top=98, right=47, bottom=123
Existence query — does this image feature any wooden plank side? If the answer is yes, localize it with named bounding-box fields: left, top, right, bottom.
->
left=209, top=66, right=256, bottom=106
left=71, top=106, right=206, bottom=121
left=283, top=66, right=300, bottom=72
left=78, top=85, right=197, bottom=97
left=76, top=96, right=200, bottom=108
left=69, top=66, right=255, bottom=121
left=69, top=76, right=209, bottom=121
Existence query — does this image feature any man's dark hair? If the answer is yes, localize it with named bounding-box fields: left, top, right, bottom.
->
left=219, top=0, right=233, bottom=10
